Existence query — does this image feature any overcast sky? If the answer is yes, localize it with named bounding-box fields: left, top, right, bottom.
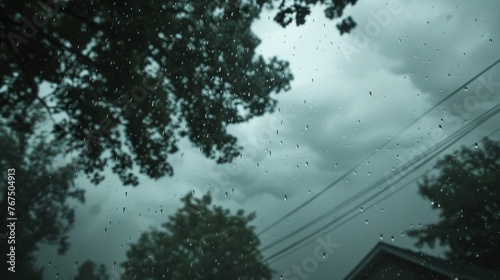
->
left=36, top=0, right=500, bottom=279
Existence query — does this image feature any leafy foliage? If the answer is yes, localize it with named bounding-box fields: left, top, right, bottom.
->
left=74, top=260, right=110, bottom=280
left=273, top=0, right=358, bottom=34
left=0, top=122, right=84, bottom=279
left=407, top=138, right=500, bottom=271
left=1, top=0, right=357, bottom=186
left=121, top=192, right=272, bottom=279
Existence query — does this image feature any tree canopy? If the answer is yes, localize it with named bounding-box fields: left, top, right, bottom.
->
left=121, top=192, right=272, bottom=279
left=73, top=260, right=110, bottom=280
left=0, top=118, right=84, bottom=279
left=407, top=138, right=500, bottom=271
left=1, top=0, right=357, bottom=186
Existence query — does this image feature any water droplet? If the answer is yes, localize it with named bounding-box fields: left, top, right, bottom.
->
left=125, top=192, right=127, bottom=197
left=305, top=125, right=309, bottom=130
left=438, top=124, right=442, bottom=130
left=381, top=208, right=384, bottom=213
left=369, top=91, right=372, bottom=96
left=122, top=207, right=126, bottom=213
left=360, top=207, right=364, bottom=212
left=464, top=86, right=468, bottom=92
left=490, top=39, right=493, bottom=43
left=391, top=236, right=394, bottom=242
left=296, top=144, right=299, bottom=149
left=402, top=232, right=405, bottom=237
left=104, top=228, right=107, bottom=234
left=308, top=190, right=311, bottom=194
left=113, top=261, right=116, bottom=268
left=75, top=261, right=79, bottom=268
left=353, top=170, right=357, bottom=175
left=305, top=162, right=309, bottom=167
left=380, top=234, right=383, bottom=240
left=284, top=195, right=287, bottom=201
left=335, top=163, right=338, bottom=168
left=475, top=143, right=478, bottom=148
left=323, top=252, right=327, bottom=259
left=224, top=192, right=228, bottom=197
left=365, top=219, right=368, bottom=224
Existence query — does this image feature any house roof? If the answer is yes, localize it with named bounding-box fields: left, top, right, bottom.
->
left=344, top=242, right=499, bottom=280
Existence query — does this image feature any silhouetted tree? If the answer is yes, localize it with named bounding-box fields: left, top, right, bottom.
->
left=407, top=138, right=500, bottom=271
left=1, top=0, right=357, bottom=186
left=0, top=112, right=84, bottom=279
left=121, top=192, right=272, bottom=279
left=73, top=260, right=110, bottom=280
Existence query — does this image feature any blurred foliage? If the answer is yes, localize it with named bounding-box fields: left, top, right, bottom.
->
left=73, top=260, right=110, bottom=280
left=407, top=138, right=500, bottom=271
left=0, top=118, right=84, bottom=279
left=121, top=192, right=272, bottom=279
left=0, top=0, right=356, bottom=186
left=272, top=0, right=357, bottom=33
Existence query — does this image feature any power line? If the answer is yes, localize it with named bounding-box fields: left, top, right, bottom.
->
left=266, top=126, right=500, bottom=265
left=266, top=126, right=500, bottom=264
left=257, top=58, right=500, bottom=236
left=263, top=103, right=500, bottom=262
left=267, top=173, right=423, bottom=265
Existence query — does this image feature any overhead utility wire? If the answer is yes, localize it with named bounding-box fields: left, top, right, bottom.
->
left=263, top=103, right=500, bottom=262
left=258, top=59, right=500, bottom=236
left=267, top=126, right=500, bottom=264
